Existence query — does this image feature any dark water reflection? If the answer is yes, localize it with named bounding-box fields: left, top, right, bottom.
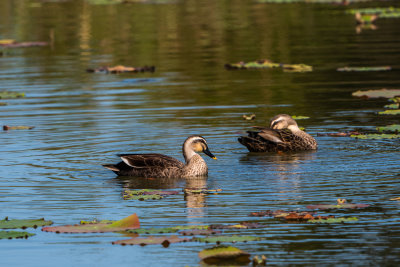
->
left=1, top=0, right=400, bottom=266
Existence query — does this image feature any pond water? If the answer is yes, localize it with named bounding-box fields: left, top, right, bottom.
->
left=1, top=0, right=400, bottom=266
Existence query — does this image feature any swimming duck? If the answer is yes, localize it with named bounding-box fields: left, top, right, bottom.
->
left=238, top=114, right=317, bottom=152
left=103, top=135, right=217, bottom=178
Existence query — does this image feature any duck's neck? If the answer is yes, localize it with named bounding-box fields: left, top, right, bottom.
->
left=183, top=154, right=208, bottom=176
left=288, top=125, right=301, bottom=133
left=183, top=143, right=196, bottom=163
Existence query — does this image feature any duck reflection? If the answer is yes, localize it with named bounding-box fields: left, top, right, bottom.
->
left=113, top=175, right=210, bottom=221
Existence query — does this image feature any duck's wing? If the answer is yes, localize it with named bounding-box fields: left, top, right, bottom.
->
left=118, top=153, right=184, bottom=169
left=257, top=128, right=288, bottom=144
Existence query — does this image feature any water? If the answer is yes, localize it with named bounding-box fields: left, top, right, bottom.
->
left=1, top=0, right=400, bottom=266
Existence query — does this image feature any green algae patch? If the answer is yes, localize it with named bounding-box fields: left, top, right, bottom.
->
left=377, top=125, right=400, bottom=133
left=308, top=217, right=358, bottom=224
left=0, top=217, right=53, bottom=229
left=198, top=245, right=250, bottom=265
left=225, top=59, right=312, bottom=73
left=378, top=109, right=400, bottom=115
left=112, top=235, right=190, bottom=247
left=384, top=103, right=399, bottom=109
left=352, top=89, right=400, bottom=99
left=194, top=235, right=261, bottom=244
left=0, top=231, right=35, bottom=240
left=337, top=66, right=391, bottom=72
left=42, top=213, right=140, bottom=233
left=123, top=189, right=179, bottom=200
left=0, top=91, right=25, bottom=99
left=350, top=133, right=400, bottom=139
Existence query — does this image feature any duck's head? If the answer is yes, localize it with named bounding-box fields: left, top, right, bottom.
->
left=269, top=114, right=299, bottom=131
left=183, top=135, right=217, bottom=161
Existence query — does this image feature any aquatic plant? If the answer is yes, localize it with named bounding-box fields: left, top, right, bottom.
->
left=337, top=66, right=391, bottom=72
left=0, top=231, right=35, bottom=240
left=112, top=235, right=190, bottom=247
left=198, top=245, right=251, bottom=265
left=123, top=189, right=180, bottom=200
left=0, top=217, right=53, bottom=229
left=225, top=59, right=312, bottom=72
left=352, top=89, right=400, bottom=99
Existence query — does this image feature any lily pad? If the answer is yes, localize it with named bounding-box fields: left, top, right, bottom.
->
left=3, top=125, right=35, bottom=131
left=350, top=133, right=400, bottom=139
left=123, top=189, right=179, bottom=200
left=384, top=103, right=399, bottom=109
left=352, top=89, right=400, bottom=99
left=112, top=235, right=190, bottom=247
left=127, top=225, right=209, bottom=234
left=0, top=217, right=53, bottom=229
left=337, top=66, right=391, bottom=72
left=0, top=231, right=35, bottom=240
left=42, top=213, right=140, bottom=233
left=317, top=131, right=362, bottom=137
left=225, top=59, right=312, bottom=73
left=0, top=91, right=25, bottom=99
left=180, top=229, right=221, bottom=236
left=292, top=116, right=310, bottom=120
left=306, top=203, right=370, bottom=210
left=308, top=217, right=358, bottom=224
left=210, top=222, right=264, bottom=229
left=198, top=245, right=250, bottom=265
left=183, top=188, right=222, bottom=194
left=378, top=109, right=400, bottom=115
left=86, top=65, right=155, bottom=74
left=347, top=7, right=400, bottom=18
left=377, top=125, right=400, bottom=133
left=194, top=235, right=261, bottom=244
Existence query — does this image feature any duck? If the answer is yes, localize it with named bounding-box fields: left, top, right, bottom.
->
left=238, top=114, right=317, bottom=152
left=103, top=135, right=217, bottom=178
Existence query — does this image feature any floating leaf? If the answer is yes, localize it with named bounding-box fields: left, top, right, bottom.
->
left=3, top=125, right=35, bottom=131
left=350, top=133, right=400, bottom=139
left=243, top=114, right=256, bottom=120
left=377, top=125, right=400, bottom=133
left=123, top=189, right=179, bottom=200
left=0, top=41, right=48, bottom=48
left=337, top=66, right=391, bottom=72
left=347, top=7, right=400, bottom=18
left=352, top=89, right=400, bottom=99
left=317, top=131, right=362, bottom=137
left=378, top=109, right=400, bottom=115
left=210, top=222, right=264, bottom=229
left=390, top=197, right=400, bottom=201
left=0, top=39, right=15, bottom=45
left=127, top=225, right=209, bottom=234
left=198, top=245, right=250, bottom=265
left=42, top=213, right=140, bottom=233
left=86, top=65, right=155, bottom=74
left=0, top=217, right=53, bottom=229
left=183, top=188, right=222, bottom=194
left=225, top=59, right=312, bottom=73
left=0, top=231, right=35, bottom=240
left=194, top=235, right=261, bottom=244
left=0, top=91, right=25, bottom=99
left=180, top=229, right=221, bottom=236
left=389, top=97, right=400, bottom=103
left=112, top=235, right=190, bottom=247
left=384, top=103, right=399, bottom=109
left=292, top=116, right=310, bottom=120
left=307, top=203, right=370, bottom=210
left=308, top=217, right=358, bottom=224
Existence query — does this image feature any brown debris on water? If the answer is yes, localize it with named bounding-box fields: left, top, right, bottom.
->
left=86, top=65, right=155, bottom=74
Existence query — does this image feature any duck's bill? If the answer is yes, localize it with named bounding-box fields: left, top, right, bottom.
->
left=204, top=148, right=217, bottom=160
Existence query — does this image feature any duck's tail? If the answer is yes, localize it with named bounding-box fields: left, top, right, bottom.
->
left=102, top=164, right=120, bottom=173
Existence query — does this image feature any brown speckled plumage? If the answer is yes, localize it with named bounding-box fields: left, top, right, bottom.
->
left=103, top=136, right=216, bottom=178
left=238, top=114, right=317, bottom=152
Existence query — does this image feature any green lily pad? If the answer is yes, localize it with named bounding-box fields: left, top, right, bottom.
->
left=0, top=217, right=53, bottom=229
left=350, top=133, right=400, bottom=139
left=0, top=91, right=25, bottom=99
left=183, top=188, right=222, bottom=194
left=42, top=213, right=140, bottom=233
left=337, top=66, right=391, bottom=72
left=210, top=222, right=264, bottom=229
left=112, top=235, right=190, bottom=247
left=225, top=59, right=312, bottom=73
left=352, top=89, right=400, bottom=99
left=123, top=189, right=179, bottom=200
left=384, top=103, right=399, bottom=109
left=179, top=229, right=221, bottom=236
left=378, top=109, right=400, bottom=115
left=198, top=245, right=250, bottom=265
left=194, top=235, right=261, bottom=244
left=127, top=225, right=209, bottom=234
left=0, top=231, right=35, bottom=239
left=306, top=204, right=370, bottom=210
left=377, top=125, right=400, bottom=132
left=308, top=217, right=358, bottom=224
left=292, top=116, right=310, bottom=120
